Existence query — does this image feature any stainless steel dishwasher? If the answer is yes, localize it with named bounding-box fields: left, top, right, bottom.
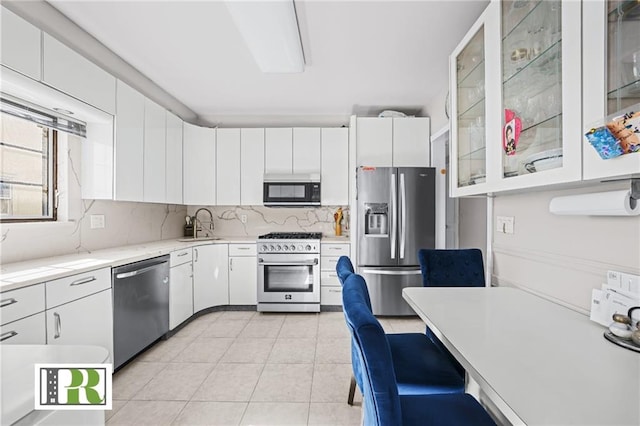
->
left=112, top=255, right=170, bottom=369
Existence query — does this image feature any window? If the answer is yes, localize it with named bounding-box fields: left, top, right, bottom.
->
left=0, top=112, right=57, bottom=221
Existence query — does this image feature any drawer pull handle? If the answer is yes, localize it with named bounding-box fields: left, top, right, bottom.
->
left=54, top=312, right=61, bottom=339
left=70, top=276, right=96, bottom=286
left=237, top=247, right=250, bottom=250
left=0, top=330, right=18, bottom=341
left=177, top=252, right=188, bottom=257
left=0, top=298, right=17, bottom=308
left=230, top=258, right=233, bottom=271
left=328, top=273, right=338, bottom=278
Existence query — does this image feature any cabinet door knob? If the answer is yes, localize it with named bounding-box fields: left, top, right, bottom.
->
left=54, top=312, right=61, bottom=339
left=0, top=298, right=17, bottom=308
left=0, top=330, right=18, bottom=341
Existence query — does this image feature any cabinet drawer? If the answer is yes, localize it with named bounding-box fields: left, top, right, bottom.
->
left=320, top=243, right=350, bottom=256
left=321, top=256, right=340, bottom=272
left=171, top=248, right=193, bottom=266
left=229, top=244, right=257, bottom=256
left=0, top=284, right=45, bottom=326
left=46, top=268, right=111, bottom=309
left=321, top=286, right=343, bottom=306
left=0, top=312, right=46, bottom=345
left=321, top=270, right=340, bottom=286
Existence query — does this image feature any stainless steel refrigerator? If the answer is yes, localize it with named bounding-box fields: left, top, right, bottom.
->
left=357, top=166, right=435, bottom=315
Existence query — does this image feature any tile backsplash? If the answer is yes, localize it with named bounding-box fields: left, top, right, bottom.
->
left=186, top=205, right=350, bottom=238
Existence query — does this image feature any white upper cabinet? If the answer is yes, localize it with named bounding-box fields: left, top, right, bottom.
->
left=356, top=117, right=393, bottom=167
left=293, top=128, right=321, bottom=173
left=114, top=80, right=144, bottom=202
left=216, top=128, right=241, bottom=205
left=183, top=123, right=216, bottom=205
left=582, top=0, right=640, bottom=180
left=240, top=128, right=265, bottom=206
left=265, top=128, right=293, bottom=173
left=42, top=34, right=116, bottom=114
left=450, top=0, right=583, bottom=196
left=165, top=112, right=183, bottom=204
left=321, top=128, right=349, bottom=205
left=392, top=118, right=430, bottom=166
left=1, top=7, right=41, bottom=80
left=143, top=98, right=167, bottom=203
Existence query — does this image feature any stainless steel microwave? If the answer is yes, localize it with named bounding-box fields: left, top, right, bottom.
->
left=263, top=173, right=321, bottom=207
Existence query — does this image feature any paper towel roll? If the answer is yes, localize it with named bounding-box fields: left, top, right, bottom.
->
left=549, top=190, right=640, bottom=216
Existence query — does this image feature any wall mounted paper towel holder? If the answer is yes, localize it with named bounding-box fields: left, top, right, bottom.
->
left=549, top=178, right=640, bottom=216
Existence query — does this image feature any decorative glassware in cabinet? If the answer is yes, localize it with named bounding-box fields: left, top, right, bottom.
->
left=456, top=26, right=486, bottom=188
left=501, top=0, right=564, bottom=178
left=608, top=0, right=640, bottom=115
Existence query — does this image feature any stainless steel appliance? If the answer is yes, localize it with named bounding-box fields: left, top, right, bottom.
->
left=257, top=232, right=321, bottom=312
left=112, top=255, right=170, bottom=369
left=263, top=173, right=321, bottom=207
left=357, top=166, right=436, bottom=315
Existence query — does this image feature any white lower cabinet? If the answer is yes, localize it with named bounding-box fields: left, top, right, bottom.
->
left=193, top=244, right=229, bottom=311
left=229, top=244, right=257, bottom=305
left=320, top=242, right=350, bottom=306
left=46, top=289, right=113, bottom=361
left=170, top=252, right=193, bottom=330
left=0, top=312, right=46, bottom=345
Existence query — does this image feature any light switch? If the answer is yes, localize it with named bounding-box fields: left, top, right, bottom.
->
left=496, top=216, right=514, bottom=234
left=90, top=214, right=105, bottom=229
left=240, top=214, right=248, bottom=224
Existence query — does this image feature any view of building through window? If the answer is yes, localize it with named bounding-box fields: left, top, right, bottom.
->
left=0, top=113, right=56, bottom=221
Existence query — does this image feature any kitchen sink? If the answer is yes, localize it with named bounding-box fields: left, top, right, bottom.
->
left=177, top=237, right=221, bottom=242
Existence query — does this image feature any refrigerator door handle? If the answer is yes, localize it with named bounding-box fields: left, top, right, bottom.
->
left=400, top=173, right=406, bottom=259
left=390, top=173, right=397, bottom=259
left=360, top=268, right=422, bottom=276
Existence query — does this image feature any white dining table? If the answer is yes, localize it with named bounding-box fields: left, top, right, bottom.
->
left=402, top=286, right=640, bottom=426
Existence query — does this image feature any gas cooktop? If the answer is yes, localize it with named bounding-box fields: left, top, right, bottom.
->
left=258, top=232, right=322, bottom=240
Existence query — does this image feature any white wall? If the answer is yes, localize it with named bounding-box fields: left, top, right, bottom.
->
left=459, top=197, right=487, bottom=260
left=0, top=134, right=186, bottom=264
left=423, top=87, right=449, bottom=136
left=492, top=181, right=640, bottom=313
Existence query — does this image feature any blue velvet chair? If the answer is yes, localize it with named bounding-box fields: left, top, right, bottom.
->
left=417, top=248, right=485, bottom=376
left=336, top=255, right=355, bottom=285
left=342, top=274, right=496, bottom=426
left=340, top=270, right=464, bottom=406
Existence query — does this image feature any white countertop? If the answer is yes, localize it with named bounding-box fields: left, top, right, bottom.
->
left=0, top=235, right=347, bottom=292
left=1, top=344, right=110, bottom=425
left=403, top=287, right=640, bottom=426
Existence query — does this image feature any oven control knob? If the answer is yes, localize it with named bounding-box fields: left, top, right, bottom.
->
left=283, top=245, right=288, bottom=251
left=276, top=245, right=282, bottom=251
left=269, top=245, right=275, bottom=251
left=297, top=245, right=303, bottom=251
left=306, top=244, right=311, bottom=251
left=291, top=245, right=296, bottom=251
left=261, top=245, right=268, bottom=252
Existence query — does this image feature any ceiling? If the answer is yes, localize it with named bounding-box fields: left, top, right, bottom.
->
left=48, top=0, right=488, bottom=126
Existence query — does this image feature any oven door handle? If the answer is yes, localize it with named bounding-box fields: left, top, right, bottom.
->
left=258, top=259, right=318, bottom=266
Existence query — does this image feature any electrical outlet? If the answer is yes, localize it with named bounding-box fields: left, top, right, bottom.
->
left=240, top=214, right=248, bottom=224
left=90, top=214, right=105, bottom=229
left=496, top=216, right=514, bottom=234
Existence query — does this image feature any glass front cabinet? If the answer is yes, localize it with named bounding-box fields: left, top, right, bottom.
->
left=583, top=0, right=640, bottom=180
left=450, top=0, right=585, bottom=197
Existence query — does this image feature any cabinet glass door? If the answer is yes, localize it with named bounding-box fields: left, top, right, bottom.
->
left=608, top=1, right=640, bottom=114
left=455, top=27, right=486, bottom=188
left=501, top=0, right=563, bottom=178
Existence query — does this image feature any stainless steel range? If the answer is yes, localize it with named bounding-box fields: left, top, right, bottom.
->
left=257, top=232, right=321, bottom=312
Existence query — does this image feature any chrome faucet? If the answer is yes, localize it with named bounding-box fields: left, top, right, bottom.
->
left=193, top=208, right=214, bottom=239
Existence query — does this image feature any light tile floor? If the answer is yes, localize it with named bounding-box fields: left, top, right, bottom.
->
left=107, top=311, right=425, bottom=426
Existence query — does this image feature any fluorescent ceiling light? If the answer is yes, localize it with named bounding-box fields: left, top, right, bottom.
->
left=225, top=0, right=305, bottom=73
